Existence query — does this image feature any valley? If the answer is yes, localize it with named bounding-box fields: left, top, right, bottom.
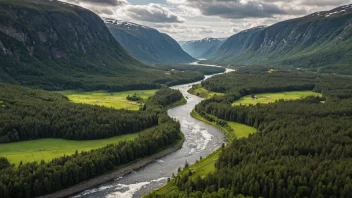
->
left=1, top=0, right=352, bottom=198
left=72, top=67, right=232, bottom=198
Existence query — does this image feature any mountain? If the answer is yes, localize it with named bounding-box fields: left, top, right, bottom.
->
left=208, top=4, right=352, bottom=73
left=181, top=38, right=226, bottom=59
left=104, top=18, right=195, bottom=64
left=0, top=0, right=202, bottom=91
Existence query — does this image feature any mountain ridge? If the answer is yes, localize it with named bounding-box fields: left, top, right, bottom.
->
left=207, top=4, right=352, bottom=73
left=104, top=18, right=195, bottom=64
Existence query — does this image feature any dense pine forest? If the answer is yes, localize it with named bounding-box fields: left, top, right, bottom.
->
left=0, top=84, right=184, bottom=197
left=148, top=67, right=352, bottom=198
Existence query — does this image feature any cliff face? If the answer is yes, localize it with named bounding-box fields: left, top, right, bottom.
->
left=0, top=0, right=141, bottom=89
left=105, top=18, right=195, bottom=64
left=210, top=5, right=352, bottom=71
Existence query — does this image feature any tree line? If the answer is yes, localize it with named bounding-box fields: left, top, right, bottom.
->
left=0, top=83, right=158, bottom=143
left=0, top=85, right=185, bottom=197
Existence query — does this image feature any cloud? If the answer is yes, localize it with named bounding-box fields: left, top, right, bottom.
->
left=123, top=4, right=185, bottom=23
left=167, top=0, right=352, bottom=20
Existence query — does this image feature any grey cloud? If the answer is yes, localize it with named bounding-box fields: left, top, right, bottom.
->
left=125, top=4, right=184, bottom=23
left=173, top=0, right=307, bottom=19
left=91, top=8, right=114, bottom=15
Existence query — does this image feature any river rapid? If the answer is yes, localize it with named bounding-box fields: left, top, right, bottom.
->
left=73, top=65, right=233, bottom=198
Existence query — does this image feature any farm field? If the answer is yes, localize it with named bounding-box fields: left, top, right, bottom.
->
left=57, top=89, right=158, bottom=110
left=187, top=84, right=224, bottom=99
left=0, top=128, right=153, bottom=165
left=154, top=111, right=256, bottom=195
left=232, top=91, right=322, bottom=106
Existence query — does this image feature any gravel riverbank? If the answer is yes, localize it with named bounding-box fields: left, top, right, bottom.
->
left=38, top=139, right=184, bottom=198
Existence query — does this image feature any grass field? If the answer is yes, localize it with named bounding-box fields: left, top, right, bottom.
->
left=153, top=111, right=256, bottom=195
left=57, top=90, right=158, bottom=110
left=232, top=91, right=322, bottom=106
left=0, top=128, right=153, bottom=165
left=188, top=84, right=224, bottom=99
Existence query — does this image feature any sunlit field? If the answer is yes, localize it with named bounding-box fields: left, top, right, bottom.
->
left=232, top=91, right=322, bottom=106
left=0, top=127, right=157, bottom=165
left=57, top=90, right=158, bottom=110
left=188, top=84, right=224, bottom=99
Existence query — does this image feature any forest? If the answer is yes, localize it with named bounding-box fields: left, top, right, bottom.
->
left=0, top=83, right=159, bottom=143
left=148, top=67, right=352, bottom=198
left=0, top=84, right=184, bottom=197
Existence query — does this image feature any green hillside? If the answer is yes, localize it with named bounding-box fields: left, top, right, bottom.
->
left=0, top=0, right=200, bottom=91
left=208, top=5, right=352, bottom=74
left=105, top=18, right=195, bottom=64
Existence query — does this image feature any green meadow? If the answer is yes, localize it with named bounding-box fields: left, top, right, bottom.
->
left=232, top=91, right=322, bottom=106
left=188, top=84, right=224, bottom=99
left=0, top=128, right=154, bottom=165
left=57, top=89, right=158, bottom=110
left=154, top=111, right=256, bottom=195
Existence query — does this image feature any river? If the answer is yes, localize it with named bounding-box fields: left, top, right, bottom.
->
left=73, top=66, right=233, bottom=198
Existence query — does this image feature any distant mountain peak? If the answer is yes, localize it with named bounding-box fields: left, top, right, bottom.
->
left=181, top=37, right=227, bottom=59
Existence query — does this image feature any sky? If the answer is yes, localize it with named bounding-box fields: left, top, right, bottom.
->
left=61, top=0, right=352, bottom=41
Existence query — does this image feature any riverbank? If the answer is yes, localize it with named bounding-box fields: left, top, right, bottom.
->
left=148, top=110, right=256, bottom=197
left=74, top=66, right=230, bottom=198
left=37, top=97, right=187, bottom=198
left=38, top=137, right=184, bottom=198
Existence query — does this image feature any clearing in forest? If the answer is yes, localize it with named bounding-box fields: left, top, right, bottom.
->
left=232, top=91, right=322, bottom=106
left=57, top=90, right=158, bottom=110
left=0, top=128, right=155, bottom=165
left=188, top=84, right=224, bottom=99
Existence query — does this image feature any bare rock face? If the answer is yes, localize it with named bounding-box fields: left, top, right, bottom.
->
left=0, top=25, right=28, bottom=43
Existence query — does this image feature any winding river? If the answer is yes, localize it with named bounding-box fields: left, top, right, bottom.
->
left=73, top=65, right=233, bottom=198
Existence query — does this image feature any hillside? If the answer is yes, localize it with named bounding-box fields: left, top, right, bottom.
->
left=181, top=38, right=226, bottom=59
left=208, top=4, right=352, bottom=73
left=0, top=0, right=198, bottom=91
left=104, top=18, right=195, bottom=64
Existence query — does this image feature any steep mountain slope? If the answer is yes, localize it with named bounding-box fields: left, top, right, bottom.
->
left=181, top=38, right=226, bottom=59
left=105, top=18, right=195, bottom=64
left=209, top=5, right=352, bottom=73
left=0, top=0, right=199, bottom=91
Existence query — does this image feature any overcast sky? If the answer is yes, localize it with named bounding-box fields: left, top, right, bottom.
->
left=61, top=0, right=352, bottom=41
